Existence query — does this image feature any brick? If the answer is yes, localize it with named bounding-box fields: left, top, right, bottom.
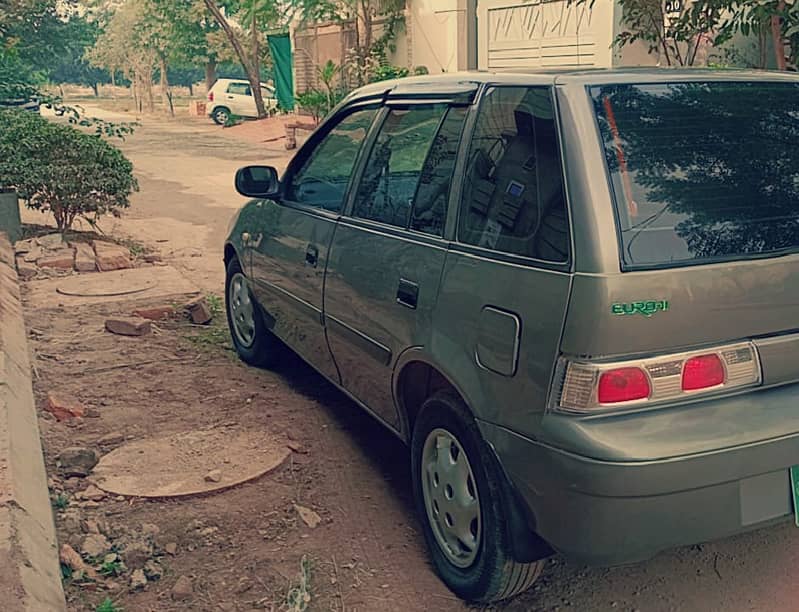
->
left=184, top=296, right=213, bottom=324
left=92, top=241, right=132, bottom=271
left=37, top=248, right=75, bottom=270
left=72, top=242, right=96, bottom=272
left=132, top=305, right=175, bottom=320
left=13, top=238, right=36, bottom=255
left=15, top=256, right=37, bottom=280
left=22, top=245, right=42, bottom=262
left=45, top=392, right=86, bottom=421
left=105, top=317, right=151, bottom=336
left=36, top=233, right=65, bottom=249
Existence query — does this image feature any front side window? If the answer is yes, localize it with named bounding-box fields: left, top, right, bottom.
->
left=592, top=82, right=799, bottom=268
left=458, top=86, right=569, bottom=262
left=227, top=82, right=251, bottom=95
left=286, top=107, right=377, bottom=212
left=352, top=105, right=447, bottom=228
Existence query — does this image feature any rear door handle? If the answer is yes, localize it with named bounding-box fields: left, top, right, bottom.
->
left=305, top=244, right=319, bottom=267
left=397, top=278, right=419, bottom=309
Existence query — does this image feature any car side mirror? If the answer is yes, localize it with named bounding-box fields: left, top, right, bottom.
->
left=235, top=165, right=280, bottom=198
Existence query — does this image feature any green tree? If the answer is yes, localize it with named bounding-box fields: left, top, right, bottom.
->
left=0, top=109, right=138, bottom=232
left=49, top=16, right=111, bottom=96
left=721, top=0, right=799, bottom=69
left=575, top=0, right=732, bottom=66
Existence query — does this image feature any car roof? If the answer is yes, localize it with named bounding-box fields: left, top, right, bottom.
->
left=214, top=78, right=273, bottom=87
left=345, top=68, right=799, bottom=102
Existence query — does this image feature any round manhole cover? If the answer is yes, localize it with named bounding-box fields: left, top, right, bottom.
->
left=57, top=274, right=157, bottom=297
left=92, top=428, right=290, bottom=498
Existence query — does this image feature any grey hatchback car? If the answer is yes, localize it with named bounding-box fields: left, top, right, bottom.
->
left=224, top=69, right=799, bottom=603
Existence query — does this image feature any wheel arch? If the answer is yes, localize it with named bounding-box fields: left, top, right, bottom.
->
left=224, top=242, right=240, bottom=267
left=393, top=348, right=476, bottom=442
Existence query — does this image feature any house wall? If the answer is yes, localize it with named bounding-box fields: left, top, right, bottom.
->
left=477, top=0, right=616, bottom=70
left=402, top=0, right=461, bottom=73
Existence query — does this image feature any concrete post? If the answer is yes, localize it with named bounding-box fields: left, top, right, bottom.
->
left=457, top=0, right=479, bottom=70
left=0, top=192, right=21, bottom=244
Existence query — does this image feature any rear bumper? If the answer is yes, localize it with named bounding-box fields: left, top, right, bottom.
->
left=479, top=414, right=798, bottom=566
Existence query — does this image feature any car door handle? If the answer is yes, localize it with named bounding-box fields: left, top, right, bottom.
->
left=396, top=278, right=419, bottom=309
left=305, top=244, right=319, bottom=267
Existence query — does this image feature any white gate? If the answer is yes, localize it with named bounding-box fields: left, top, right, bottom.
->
left=478, top=0, right=615, bottom=71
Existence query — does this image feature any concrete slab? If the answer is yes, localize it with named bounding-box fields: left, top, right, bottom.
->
left=0, top=232, right=66, bottom=611
left=24, top=265, right=200, bottom=307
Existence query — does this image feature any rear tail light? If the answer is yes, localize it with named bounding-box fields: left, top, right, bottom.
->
left=598, top=367, right=651, bottom=403
left=208, top=91, right=214, bottom=102
left=557, top=342, right=760, bottom=413
left=682, top=354, right=724, bottom=391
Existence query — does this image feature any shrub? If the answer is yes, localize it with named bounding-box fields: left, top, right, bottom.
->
left=0, top=109, right=138, bottom=232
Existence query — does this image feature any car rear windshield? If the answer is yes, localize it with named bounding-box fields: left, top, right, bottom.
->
left=591, top=81, right=799, bottom=268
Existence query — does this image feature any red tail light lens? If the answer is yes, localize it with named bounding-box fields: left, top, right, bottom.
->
left=598, top=367, right=651, bottom=404
left=682, top=354, right=725, bottom=391
left=208, top=91, right=214, bottom=102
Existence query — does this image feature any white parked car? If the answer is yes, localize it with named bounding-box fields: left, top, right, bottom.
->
left=207, top=78, right=277, bottom=124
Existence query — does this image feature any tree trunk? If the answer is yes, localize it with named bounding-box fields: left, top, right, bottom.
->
left=188, top=82, right=194, bottom=97
left=159, top=56, right=173, bottom=116
left=146, top=76, right=155, bottom=113
left=205, top=58, right=217, bottom=91
left=772, top=2, right=787, bottom=70
left=202, top=0, right=266, bottom=117
left=251, top=10, right=266, bottom=118
left=131, top=74, right=139, bottom=110
left=91, top=82, right=99, bottom=97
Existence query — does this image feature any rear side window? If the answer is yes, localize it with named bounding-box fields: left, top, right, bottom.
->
left=592, top=82, right=799, bottom=268
left=411, top=106, right=468, bottom=236
left=227, top=82, right=251, bottom=95
left=352, top=104, right=447, bottom=228
left=458, top=86, right=569, bottom=262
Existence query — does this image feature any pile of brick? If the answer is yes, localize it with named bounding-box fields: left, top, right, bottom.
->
left=13, top=234, right=133, bottom=280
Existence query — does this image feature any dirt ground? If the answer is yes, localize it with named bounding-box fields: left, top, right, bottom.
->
left=25, top=275, right=461, bottom=611
left=22, top=106, right=799, bottom=612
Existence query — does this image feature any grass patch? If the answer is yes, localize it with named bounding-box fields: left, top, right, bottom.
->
left=96, top=598, right=123, bottom=612
left=52, top=493, right=69, bottom=510
left=99, top=558, right=124, bottom=577
left=285, top=556, right=312, bottom=612
left=114, top=237, right=148, bottom=258
left=184, top=321, right=232, bottom=353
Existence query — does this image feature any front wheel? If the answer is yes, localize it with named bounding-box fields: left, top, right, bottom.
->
left=411, top=391, right=545, bottom=603
left=225, top=258, right=281, bottom=368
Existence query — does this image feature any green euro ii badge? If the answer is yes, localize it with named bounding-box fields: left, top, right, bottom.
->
left=611, top=300, right=669, bottom=318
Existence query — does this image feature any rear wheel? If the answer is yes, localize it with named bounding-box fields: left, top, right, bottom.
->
left=225, top=258, right=281, bottom=367
left=411, top=391, right=545, bottom=603
left=212, top=106, right=231, bottom=125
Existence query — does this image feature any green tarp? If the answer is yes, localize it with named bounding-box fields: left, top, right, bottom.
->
left=267, top=33, right=294, bottom=111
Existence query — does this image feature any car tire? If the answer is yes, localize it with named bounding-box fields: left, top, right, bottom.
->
left=411, top=391, right=545, bottom=603
left=212, top=106, right=231, bottom=125
left=225, top=257, right=281, bottom=368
